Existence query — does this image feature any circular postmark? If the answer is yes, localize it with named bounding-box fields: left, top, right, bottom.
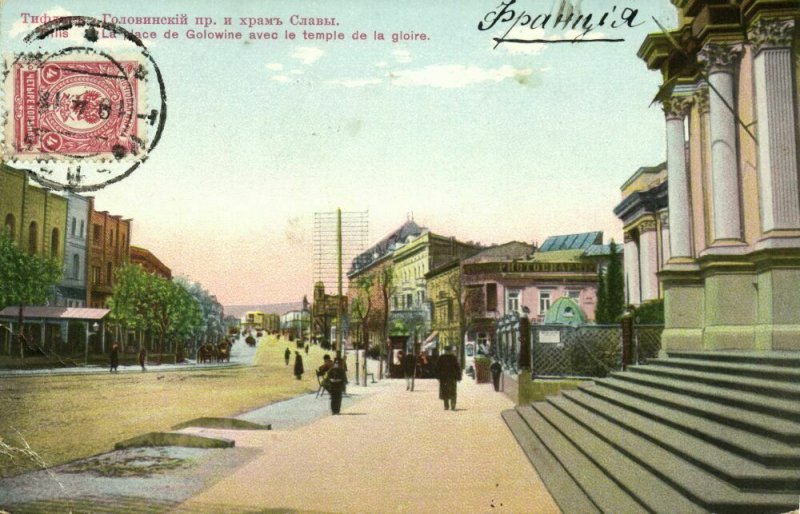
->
left=3, top=16, right=167, bottom=192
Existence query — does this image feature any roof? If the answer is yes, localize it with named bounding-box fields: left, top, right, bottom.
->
left=348, top=220, right=424, bottom=275
left=0, top=306, right=109, bottom=320
left=462, top=242, right=535, bottom=264
left=543, top=297, right=587, bottom=325
left=531, top=249, right=586, bottom=263
left=539, top=232, right=602, bottom=252
left=583, top=244, right=623, bottom=257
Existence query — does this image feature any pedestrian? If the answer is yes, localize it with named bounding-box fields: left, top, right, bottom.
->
left=138, top=347, right=147, bottom=372
left=435, top=345, right=462, bottom=410
left=110, top=342, right=120, bottom=373
left=304, top=343, right=309, bottom=355
left=294, top=351, right=304, bottom=380
left=403, top=351, right=416, bottom=391
left=490, top=359, right=503, bottom=392
left=284, top=347, right=291, bottom=366
left=326, top=357, right=347, bottom=415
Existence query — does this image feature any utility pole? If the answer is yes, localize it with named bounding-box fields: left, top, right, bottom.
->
left=336, top=208, right=343, bottom=360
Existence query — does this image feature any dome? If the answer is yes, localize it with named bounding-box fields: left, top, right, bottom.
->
left=543, top=297, right=587, bottom=325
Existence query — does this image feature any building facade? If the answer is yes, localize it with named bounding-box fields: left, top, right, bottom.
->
left=55, top=192, right=90, bottom=307
left=639, top=0, right=800, bottom=352
left=613, top=163, right=669, bottom=305
left=311, top=281, right=347, bottom=345
left=280, top=310, right=310, bottom=339
left=129, top=245, right=172, bottom=279
left=87, top=199, right=131, bottom=308
left=425, top=259, right=463, bottom=352
left=243, top=311, right=266, bottom=330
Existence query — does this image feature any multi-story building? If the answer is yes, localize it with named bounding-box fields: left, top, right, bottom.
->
left=263, top=313, right=280, bottom=333
left=639, top=0, right=800, bottom=352
left=425, top=259, right=464, bottom=352
left=0, top=163, right=68, bottom=286
left=129, top=245, right=172, bottom=279
left=86, top=199, right=131, bottom=308
left=347, top=220, right=424, bottom=347
left=243, top=311, right=266, bottom=330
left=613, top=163, right=669, bottom=305
left=390, top=230, right=479, bottom=338
left=312, top=281, right=347, bottom=346
left=280, top=309, right=310, bottom=339
left=55, top=192, right=90, bottom=307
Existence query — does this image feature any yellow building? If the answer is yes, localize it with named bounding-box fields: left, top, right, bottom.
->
left=639, top=1, right=800, bottom=352
left=243, top=310, right=266, bottom=330
left=425, top=259, right=462, bottom=351
left=1, top=163, right=67, bottom=269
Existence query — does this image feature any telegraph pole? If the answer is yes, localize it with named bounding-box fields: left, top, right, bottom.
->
left=336, top=208, right=343, bottom=359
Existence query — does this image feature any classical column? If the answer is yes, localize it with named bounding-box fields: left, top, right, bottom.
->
left=699, top=43, right=743, bottom=242
left=750, top=19, right=800, bottom=232
left=639, top=220, right=659, bottom=301
left=624, top=231, right=641, bottom=306
left=663, top=96, right=693, bottom=259
left=660, top=212, right=671, bottom=264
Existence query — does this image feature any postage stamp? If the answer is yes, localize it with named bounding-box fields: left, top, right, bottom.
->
left=5, top=51, right=146, bottom=160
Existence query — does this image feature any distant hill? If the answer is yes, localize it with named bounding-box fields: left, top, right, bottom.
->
left=224, top=302, right=304, bottom=318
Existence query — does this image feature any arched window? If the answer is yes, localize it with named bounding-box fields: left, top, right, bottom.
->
left=28, top=221, right=38, bottom=255
left=51, top=228, right=60, bottom=258
left=73, top=254, right=80, bottom=279
left=3, top=214, right=15, bottom=239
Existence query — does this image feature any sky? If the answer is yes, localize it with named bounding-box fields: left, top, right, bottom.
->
left=1, top=0, right=678, bottom=305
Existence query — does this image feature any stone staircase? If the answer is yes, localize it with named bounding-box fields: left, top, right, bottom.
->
left=502, top=351, right=800, bottom=513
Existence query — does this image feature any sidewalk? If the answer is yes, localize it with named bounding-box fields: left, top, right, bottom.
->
left=173, top=376, right=560, bottom=513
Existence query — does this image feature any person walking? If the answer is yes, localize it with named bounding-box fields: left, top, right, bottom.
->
left=284, top=347, right=291, bottom=366
left=304, top=343, right=309, bottom=356
left=435, top=345, right=462, bottom=410
left=138, top=347, right=147, bottom=372
left=110, top=343, right=120, bottom=373
left=294, top=351, right=304, bottom=380
left=326, top=357, right=347, bottom=415
left=403, top=351, right=416, bottom=391
left=490, top=360, right=503, bottom=392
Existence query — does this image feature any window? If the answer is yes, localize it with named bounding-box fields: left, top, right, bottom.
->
left=51, top=228, right=59, bottom=258
left=93, top=224, right=102, bottom=245
left=28, top=221, right=38, bottom=255
left=92, top=266, right=100, bottom=284
left=73, top=254, right=80, bottom=279
left=506, top=289, right=520, bottom=314
left=568, top=290, right=581, bottom=302
left=393, top=296, right=399, bottom=309
left=4, top=214, right=15, bottom=239
left=79, top=220, right=84, bottom=238
left=447, top=299, right=453, bottom=322
left=539, top=291, right=552, bottom=315
left=486, top=283, right=497, bottom=311
left=106, top=262, right=112, bottom=285
left=71, top=217, right=76, bottom=236
left=405, top=293, right=413, bottom=309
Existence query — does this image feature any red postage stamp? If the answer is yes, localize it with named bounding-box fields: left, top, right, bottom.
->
left=5, top=53, right=146, bottom=160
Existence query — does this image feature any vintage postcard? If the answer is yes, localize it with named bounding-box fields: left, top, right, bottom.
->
left=1, top=0, right=800, bottom=513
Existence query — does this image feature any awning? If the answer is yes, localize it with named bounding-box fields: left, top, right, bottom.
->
left=421, top=331, right=439, bottom=351
left=0, top=306, right=110, bottom=321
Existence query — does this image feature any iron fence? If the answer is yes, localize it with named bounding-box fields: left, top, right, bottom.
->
left=493, top=318, right=664, bottom=379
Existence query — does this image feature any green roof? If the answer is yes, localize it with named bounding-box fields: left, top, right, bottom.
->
left=539, top=232, right=602, bottom=252
left=543, top=297, right=587, bottom=325
left=531, top=249, right=586, bottom=263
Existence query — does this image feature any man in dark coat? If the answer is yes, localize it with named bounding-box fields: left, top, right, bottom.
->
left=110, top=343, right=120, bottom=373
left=326, top=357, right=347, bottom=415
left=490, top=360, right=503, bottom=392
left=284, top=347, right=291, bottom=366
left=435, top=345, right=462, bottom=410
left=294, top=351, right=304, bottom=380
left=403, top=351, right=416, bottom=391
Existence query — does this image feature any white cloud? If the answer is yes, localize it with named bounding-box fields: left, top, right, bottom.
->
left=375, top=61, right=388, bottom=68
left=389, top=64, right=535, bottom=89
left=266, top=63, right=283, bottom=71
left=291, top=46, right=324, bottom=65
left=392, top=49, right=411, bottom=64
left=271, top=75, right=292, bottom=83
left=326, top=78, right=382, bottom=88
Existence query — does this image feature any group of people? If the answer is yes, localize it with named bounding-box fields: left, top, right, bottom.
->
left=109, top=343, right=148, bottom=373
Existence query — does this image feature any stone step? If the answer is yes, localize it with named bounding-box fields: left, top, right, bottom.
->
left=542, top=397, right=799, bottom=513
left=579, top=381, right=800, bottom=467
left=514, top=405, right=662, bottom=514
left=611, top=370, right=800, bottom=421
left=529, top=402, right=706, bottom=513
left=646, top=357, right=800, bottom=383
left=500, top=409, right=600, bottom=514
left=629, top=362, right=800, bottom=399
left=667, top=351, right=800, bottom=368
left=596, top=378, right=800, bottom=444
left=560, top=389, right=800, bottom=490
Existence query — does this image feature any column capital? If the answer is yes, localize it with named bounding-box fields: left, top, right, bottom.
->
left=698, top=43, right=743, bottom=73
left=748, top=18, right=795, bottom=54
left=659, top=212, right=670, bottom=229
left=624, top=231, right=636, bottom=243
left=662, top=96, right=693, bottom=120
left=639, top=220, right=658, bottom=233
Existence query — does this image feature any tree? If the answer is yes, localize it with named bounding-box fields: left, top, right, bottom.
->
left=376, top=265, right=395, bottom=377
left=0, top=231, right=62, bottom=357
left=595, top=267, right=608, bottom=323
left=605, top=240, right=625, bottom=322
